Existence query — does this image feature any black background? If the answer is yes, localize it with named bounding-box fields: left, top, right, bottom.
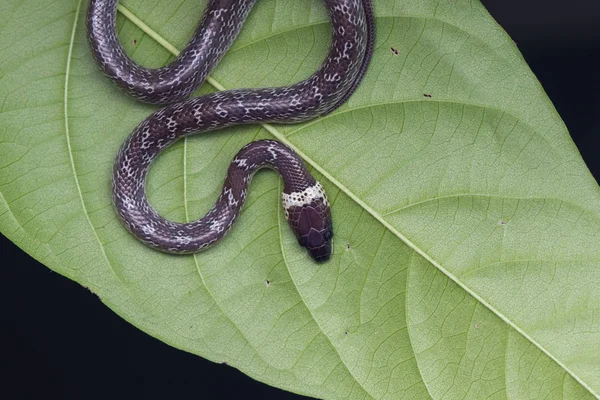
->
left=2, top=1, right=599, bottom=398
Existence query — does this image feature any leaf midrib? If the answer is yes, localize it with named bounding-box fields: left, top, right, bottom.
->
left=113, top=4, right=597, bottom=397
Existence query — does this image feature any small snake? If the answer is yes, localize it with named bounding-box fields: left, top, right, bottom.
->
left=87, top=0, right=374, bottom=262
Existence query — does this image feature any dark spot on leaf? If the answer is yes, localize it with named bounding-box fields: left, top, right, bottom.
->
left=423, top=93, right=432, bottom=98
left=498, top=220, right=507, bottom=226
left=265, top=279, right=270, bottom=287
left=345, top=243, right=351, bottom=250
left=133, top=39, right=138, bottom=46
left=344, top=331, right=348, bottom=335
left=390, top=47, right=399, bottom=55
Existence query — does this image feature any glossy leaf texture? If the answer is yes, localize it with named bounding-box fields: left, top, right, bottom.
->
left=1, top=0, right=598, bottom=398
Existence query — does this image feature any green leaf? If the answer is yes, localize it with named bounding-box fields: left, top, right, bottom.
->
left=1, top=0, right=598, bottom=398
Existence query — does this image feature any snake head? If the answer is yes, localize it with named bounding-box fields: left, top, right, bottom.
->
left=283, top=183, right=333, bottom=263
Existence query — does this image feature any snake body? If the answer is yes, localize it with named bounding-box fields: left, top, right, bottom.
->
left=87, top=0, right=374, bottom=262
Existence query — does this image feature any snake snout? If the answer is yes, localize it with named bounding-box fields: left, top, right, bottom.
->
left=286, top=197, right=333, bottom=263
left=306, top=237, right=332, bottom=263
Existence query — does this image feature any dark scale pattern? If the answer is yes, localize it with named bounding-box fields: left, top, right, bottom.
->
left=90, top=0, right=375, bottom=262
left=87, top=0, right=257, bottom=104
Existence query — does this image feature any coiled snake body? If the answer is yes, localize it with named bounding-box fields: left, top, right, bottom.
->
left=87, top=0, right=374, bottom=262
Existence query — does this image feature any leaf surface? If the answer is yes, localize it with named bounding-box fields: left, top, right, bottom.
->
left=1, top=0, right=598, bottom=398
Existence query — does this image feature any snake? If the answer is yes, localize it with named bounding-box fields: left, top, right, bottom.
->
left=86, top=0, right=374, bottom=262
